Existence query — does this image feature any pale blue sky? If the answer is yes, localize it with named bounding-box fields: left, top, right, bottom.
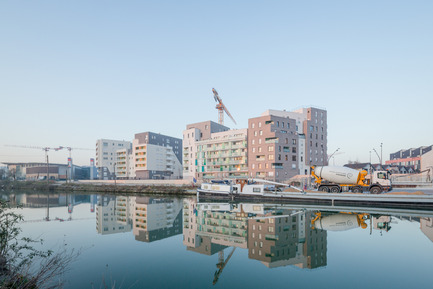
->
left=1, top=0, right=432, bottom=166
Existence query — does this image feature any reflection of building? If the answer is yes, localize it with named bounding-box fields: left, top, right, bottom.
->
left=96, top=196, right=132, bottom=235
left=184, top=202, right=327, bottom=270
left=420, top=218, right=433, bottom=242
left=133, top=197, right=183, bottom=242
left=248, top=212, right=327, bottom=269
left=116, top=196, right=135, bottom=226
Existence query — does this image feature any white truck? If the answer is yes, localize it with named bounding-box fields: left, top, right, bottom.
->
left=311, top=165, right=392, bottom=194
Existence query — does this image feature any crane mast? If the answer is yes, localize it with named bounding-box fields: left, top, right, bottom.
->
left=212, top=88, right=237, bottom=126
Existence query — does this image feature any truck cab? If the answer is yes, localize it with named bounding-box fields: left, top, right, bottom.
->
left=368, top=170, right=392, bottom=193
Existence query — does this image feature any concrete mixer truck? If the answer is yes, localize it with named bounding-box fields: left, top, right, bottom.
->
left=311, top=166, right=392, bottom=194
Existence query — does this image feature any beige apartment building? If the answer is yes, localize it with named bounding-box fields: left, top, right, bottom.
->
left=196, top=128, right=248, bottom=180
left=183, top=121, right=229, bottom=181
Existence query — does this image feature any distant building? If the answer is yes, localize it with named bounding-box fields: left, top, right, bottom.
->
left=95, top=139, right=132, bottom=179
left=386, top=145, right=433, bottom=171
left=421, top=150, right=433, bottom=174
left=3, top=162, right=94, bottom=181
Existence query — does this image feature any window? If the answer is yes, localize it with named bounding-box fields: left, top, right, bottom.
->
left=292, top=155, right=297, bottom=161
left=259, top=122, right=262, bottom=128
left=259, top=130, right=263, bottom=136
left=292, top=139, right=297, bottom=145
left=252, top=123, right=255, bottom=128
left=268, top=155, right=274, bottom=160
left=268, top=146, right=274, bottom=152
left=254, top=131, right=257, bottom=136
left=292, top=147, right=296, bottom=153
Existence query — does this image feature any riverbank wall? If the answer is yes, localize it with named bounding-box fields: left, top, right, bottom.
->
left=0, top=180, right=197, bottom=195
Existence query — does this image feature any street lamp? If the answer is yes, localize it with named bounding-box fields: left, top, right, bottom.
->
left=372, top=148, right=381, bottom=167
left=327, top=148, right=340, bottom=165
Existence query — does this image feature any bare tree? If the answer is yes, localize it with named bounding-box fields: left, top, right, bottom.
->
left=1, top=201, right=79, bottom=288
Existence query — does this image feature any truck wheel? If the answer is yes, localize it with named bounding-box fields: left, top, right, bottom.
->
left=318, top=186, right=329, bottom=192
left=330, top=186, right=340, bottom=193
left=352, top=186, right=363, bottom=193
left=370, top=186, right=382, bottom=194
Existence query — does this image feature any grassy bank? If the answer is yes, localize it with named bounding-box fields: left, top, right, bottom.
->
left=0, top=180, right=197, bottom=195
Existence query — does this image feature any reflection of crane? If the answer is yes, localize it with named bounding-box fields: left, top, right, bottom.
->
left=212, top=88, right=237, bottom=126
left=213, top=247, right=236, bottom=285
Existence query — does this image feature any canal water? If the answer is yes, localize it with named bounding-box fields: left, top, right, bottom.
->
left=2, top=192, right=433, bottom=289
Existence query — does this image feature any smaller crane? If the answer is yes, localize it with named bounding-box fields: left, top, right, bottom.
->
left=212, top=88, right=237, bottom=126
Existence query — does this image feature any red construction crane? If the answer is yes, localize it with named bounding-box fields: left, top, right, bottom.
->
left=212, top=88, right=237, bottom=126
left=55, top=146, right=93, bottom=181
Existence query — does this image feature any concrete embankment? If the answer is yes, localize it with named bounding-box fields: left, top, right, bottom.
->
left=0, top=180, right=198, bottom=196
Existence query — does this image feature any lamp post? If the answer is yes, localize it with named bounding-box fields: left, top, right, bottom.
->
left=327, top=148, right=340, bottom=165
left=372, top=148, right=381, bottom=168
left=380, top=143, right=383, bottom=166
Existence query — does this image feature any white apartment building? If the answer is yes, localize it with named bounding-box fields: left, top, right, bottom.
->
left=132, top=132, right=182, bottom=180
left=96, top=139, right=131, bottom=179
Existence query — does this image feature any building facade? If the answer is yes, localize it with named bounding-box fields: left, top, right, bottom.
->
left=132, top=132, right=182, bottom=180
left=96, top=139, right=132, bottom=179
left=183, top=121, right=229, bottom=181
left=261, top=107, right=328, bottom=176
left=196, top=129, right=248, bottom=180
left=386, top=145, right=433, bottom=171
left=248, top=115, right=298, bottom=181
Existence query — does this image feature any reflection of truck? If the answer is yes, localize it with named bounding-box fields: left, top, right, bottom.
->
left=311, top=166, right=392, bottom=194
left=311, top=212, right=392, bottom=232
left=311, top=212, right=369, bottom=231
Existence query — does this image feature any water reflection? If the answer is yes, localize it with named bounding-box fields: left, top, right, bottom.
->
left=95, top=196, right=183, bottom=242
left=183, top=199, right=327, bottom=271
left=2, top=192, right=433, bottom=278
